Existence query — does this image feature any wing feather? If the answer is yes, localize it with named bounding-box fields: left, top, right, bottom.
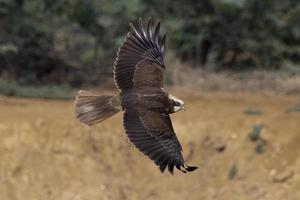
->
left=113, top=18, right=165, bottom=91
left=133, top=60, right=164, bottom=89
left=123, top=109, right=197, bottom=174
left=153, top=21, right=160, bottom=46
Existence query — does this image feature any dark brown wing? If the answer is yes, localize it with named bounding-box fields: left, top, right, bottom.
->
left=123, top=108, right=197, bottom=174
left=133, top=60, right=164, bottom=89
left=113, top=18, right=166, bottom=91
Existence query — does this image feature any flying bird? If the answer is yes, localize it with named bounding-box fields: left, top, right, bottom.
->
left=75, top=18, right=197, bottom=174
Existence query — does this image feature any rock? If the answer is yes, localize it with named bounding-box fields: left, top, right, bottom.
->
left=215, top=143, right=226, bottom=152
left=272, top=168, right=294, bottom=183
left=202, top=136, right=227, bottom=153
left=231, top=134, right=237, bottom=139
left=269, top=169, right=276, bottom=177
left=35, top=118, right=45, bottom=127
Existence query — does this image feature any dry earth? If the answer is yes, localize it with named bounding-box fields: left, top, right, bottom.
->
left=0, top=90, right=299, bottom=200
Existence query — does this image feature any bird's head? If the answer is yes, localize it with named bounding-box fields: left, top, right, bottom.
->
left=169, top=94, right=185, bottom=113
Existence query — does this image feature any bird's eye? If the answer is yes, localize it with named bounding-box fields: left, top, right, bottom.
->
left=174, top=102, right=180, bottom=106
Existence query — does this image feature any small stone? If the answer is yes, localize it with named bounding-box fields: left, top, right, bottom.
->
left=215, top=143, right=226, bottom=152
left=269, top=169, right=276, bottom=177
left=202, top=136, right=226, bottom=153
left=231, top=134, right=237, bottom=139
left=35, top=118, right=45, bottom=127
left=272, top=169, right=294, bottom=183
left=100, top=184, right=106, bottom=190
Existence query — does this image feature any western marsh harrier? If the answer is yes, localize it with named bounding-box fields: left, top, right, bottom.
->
left=75, top=18, right=197, bottom=174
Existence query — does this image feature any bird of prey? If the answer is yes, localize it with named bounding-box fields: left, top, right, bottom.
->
left=75, top=18, right=197, bottom=174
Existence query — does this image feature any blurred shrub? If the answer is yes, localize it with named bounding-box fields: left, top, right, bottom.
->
left=248, top=124, right=264, bottom=142
left=255, top=140, right=266, bottom=154
left=0, top=79, right=73, bottom=99
left=244, top=107, right=263, bottom=116
left=228, top=163, right=238, bottom=180
left=146, top=0, right=300, bottom=70
left=286, top=102, right=300, bottom=112
left=0, top=0, right=299, bottom=88
left=0, top=43, right=18, bottom=54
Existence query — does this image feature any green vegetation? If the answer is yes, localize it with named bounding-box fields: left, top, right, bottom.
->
left=148, top=0, right=300, bottom=70
left=248, top=124, right=264, bottom=142
left=0, top=80, right=73, bottom=99
left=248, top=124, right=267, bottom=154
left=243, top=107, right=263, bottom=116
left=0, top=0, right=299, bottom=94
left=255, top=140, right=267, bottom=154
left=228, top=163, right=238, bottom=180
left=286, top=102, right=300, bottom=112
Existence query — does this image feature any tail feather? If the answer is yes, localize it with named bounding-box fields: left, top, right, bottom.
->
left=75, top=90, right=121, bottom=126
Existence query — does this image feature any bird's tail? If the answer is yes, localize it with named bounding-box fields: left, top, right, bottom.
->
left=75, top=90, right=121, bottom=126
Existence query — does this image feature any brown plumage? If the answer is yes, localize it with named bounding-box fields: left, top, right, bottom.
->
left=75, top=18, right=197, bottom=174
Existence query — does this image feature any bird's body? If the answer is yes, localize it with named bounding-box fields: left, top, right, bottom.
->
left=75, top=18, right=197, bottom=174
left=122, top=88, right=166, bottom=110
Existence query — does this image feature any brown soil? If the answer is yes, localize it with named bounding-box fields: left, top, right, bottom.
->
left=0, top=90, right=299, bottom=200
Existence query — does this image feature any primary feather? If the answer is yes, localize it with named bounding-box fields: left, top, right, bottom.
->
left=113, top=17, right=166, bottom=91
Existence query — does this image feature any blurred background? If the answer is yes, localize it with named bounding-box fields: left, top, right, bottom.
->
left=0, top=0, right=300, bottom=199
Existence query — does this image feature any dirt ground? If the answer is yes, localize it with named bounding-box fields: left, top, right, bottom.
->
left=0, top=89, right=299, bottom=200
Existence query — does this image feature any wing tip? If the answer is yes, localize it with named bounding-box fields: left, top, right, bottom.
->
left=185, top=165, right=198, bottom=172
left=129, top=17, right=164, bottom=52
left=158, top=161, right=198, bottom=174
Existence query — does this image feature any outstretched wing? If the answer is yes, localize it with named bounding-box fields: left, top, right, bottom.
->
left=123, top=108, right=197, bottom=174
left=113, top=18, right=166, bottom=91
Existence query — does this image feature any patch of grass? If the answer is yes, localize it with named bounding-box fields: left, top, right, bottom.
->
left=243, top=107, right=263, bottom=116
left=248, top=124, right=264, bottom=142
left=255, top=140, right=266, bottom=154
left=0, top=79, right=74, bottom=100
left=228, top=163, right=238, bottom=180
left=286, top=102, right=300, bottom=113
left=248, top=124, right=267, bottom=154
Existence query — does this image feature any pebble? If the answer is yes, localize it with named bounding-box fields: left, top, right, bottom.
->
left=272, top=168, right=294, bottom=183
